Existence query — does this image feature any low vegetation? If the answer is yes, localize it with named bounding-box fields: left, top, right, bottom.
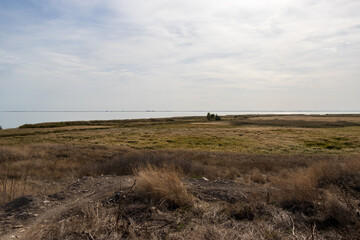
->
left=231, top=118, right=360, bottom=128
left=2, top=115, right=360, bottom=154
left=0, top=114, right=360, bottom=239
left=271, top=159, right=360, bottom=234
left=134, top=165, right=193, bottom=208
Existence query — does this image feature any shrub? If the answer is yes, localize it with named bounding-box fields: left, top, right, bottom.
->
left=207, top=112, right=211, bottom=121
left=206, top=113, right=220, bottom=121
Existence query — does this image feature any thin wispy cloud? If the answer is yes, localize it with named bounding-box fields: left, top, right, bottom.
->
left=0, top=0, right=359, bottom=110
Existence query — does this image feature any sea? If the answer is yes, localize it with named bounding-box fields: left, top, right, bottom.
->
left=1, top=111, right=360, bottom=129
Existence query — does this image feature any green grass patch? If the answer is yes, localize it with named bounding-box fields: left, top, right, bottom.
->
left=304, top=137, right=356, bottom=150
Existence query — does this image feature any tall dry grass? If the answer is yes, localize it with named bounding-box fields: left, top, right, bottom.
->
left=270, top=157, right=360, bottom=235
left=271, top=157, right=360, bottom=202
left=134, top=165, right=193, bottom=208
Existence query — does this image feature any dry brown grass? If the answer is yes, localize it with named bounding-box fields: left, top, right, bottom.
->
left=134, top=165, right=193, bottom=208
left=0, top=144, right=123, bottom=179
left=26, top=203, right=140, bottom=240
left=0, top=144, right=126, bottom=205
left=270, top=157, right=360, bottom=237
left=95, top=150, right=218, bottom=178
left=1, top=142, right=358, bottom=206
left=1, top=115, right=360, bottom=239
left=26, top=196, right=346, bottom=240
left=271, top=157, right=360, bottom=203
left=250, top=168, right=266, bottom=184
left=24, top=197, right=293, bottom=240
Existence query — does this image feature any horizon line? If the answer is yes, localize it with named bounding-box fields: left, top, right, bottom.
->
left=2, top=110, right=360, bottom=113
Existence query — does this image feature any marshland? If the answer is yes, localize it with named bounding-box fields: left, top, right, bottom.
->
left=0, top=114, right=359, bottom=239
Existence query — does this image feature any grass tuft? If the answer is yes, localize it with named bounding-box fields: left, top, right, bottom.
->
left=134, top=165, right=193, bottom=208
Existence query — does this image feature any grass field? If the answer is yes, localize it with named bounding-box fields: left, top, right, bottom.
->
left=1, top=115, right=360, bottom=154
left=0, top=114, right=359, bottom=239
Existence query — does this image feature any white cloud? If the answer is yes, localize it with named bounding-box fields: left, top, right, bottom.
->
left=0, top=0, right=359, bottom=110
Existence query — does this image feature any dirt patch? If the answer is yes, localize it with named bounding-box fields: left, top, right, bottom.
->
left=186, top=178, right=248, bottom=203
left=2, top=196, right=33, bottom=213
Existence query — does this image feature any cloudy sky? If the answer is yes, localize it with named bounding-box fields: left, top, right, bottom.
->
left=0, top=0, right=359, bottom=111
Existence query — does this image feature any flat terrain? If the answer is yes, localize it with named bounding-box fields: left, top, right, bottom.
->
left=0, top=115, right=359, bottom=239
left=2, top=114, right=360, bottom=154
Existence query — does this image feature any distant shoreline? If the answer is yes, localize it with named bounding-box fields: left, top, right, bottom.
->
left=2, top=111, right=360, bottom=129
left=2, top=110, right=360, bottom=113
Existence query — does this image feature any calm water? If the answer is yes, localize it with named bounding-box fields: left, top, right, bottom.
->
left=1, top=111, right=360, bottom=129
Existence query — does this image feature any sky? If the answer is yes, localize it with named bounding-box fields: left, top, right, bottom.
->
left=0, top=0, right=359, bottom=111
